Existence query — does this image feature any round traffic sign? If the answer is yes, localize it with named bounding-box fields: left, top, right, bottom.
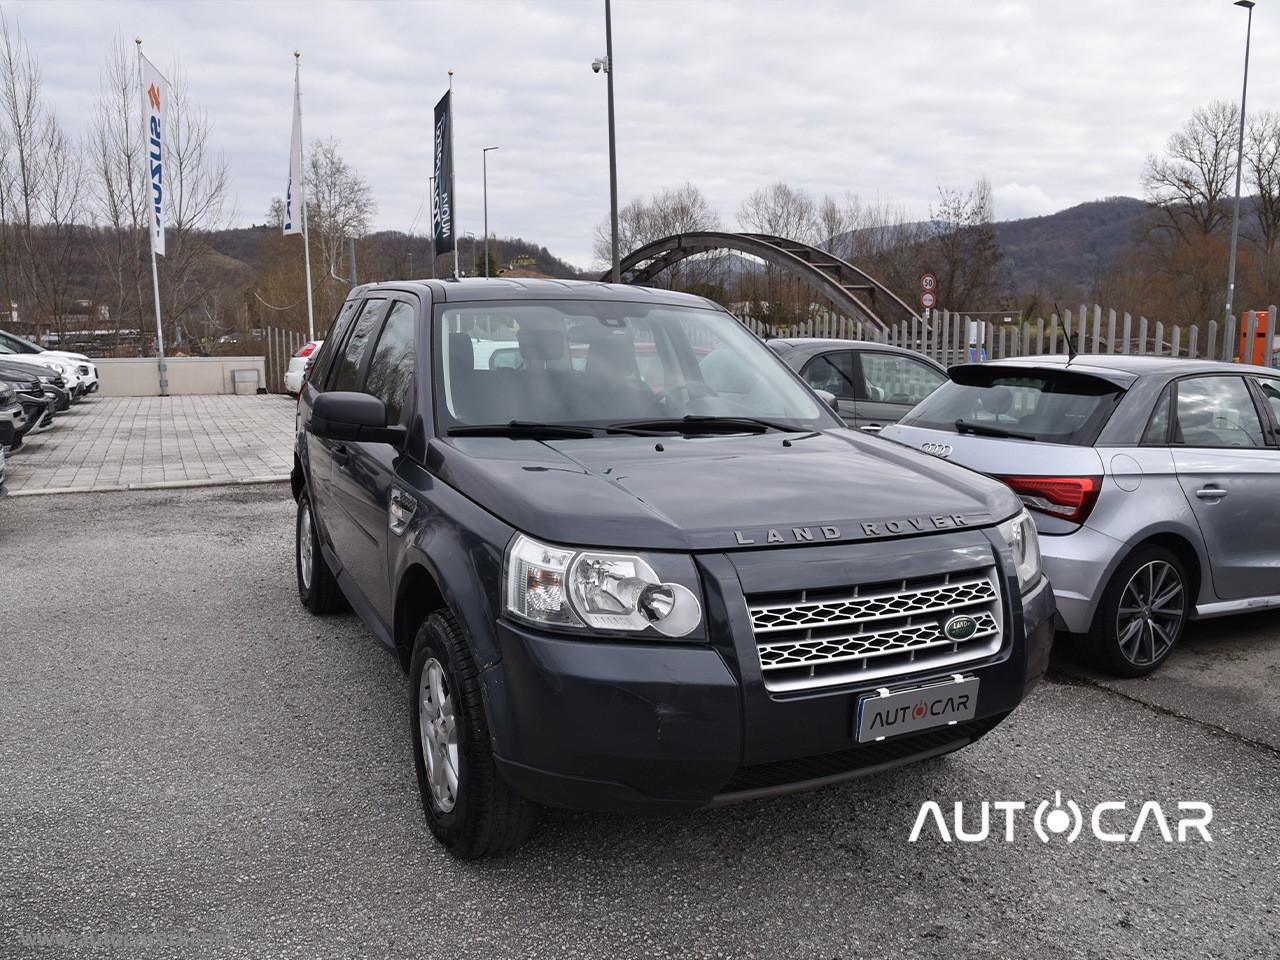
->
left=920, top=291, right=936, bottom=308
left=921, top=273, right=937, bottom=291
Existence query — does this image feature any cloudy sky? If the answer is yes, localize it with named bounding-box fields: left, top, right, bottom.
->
left=12, top=0, right=1276, bottom=269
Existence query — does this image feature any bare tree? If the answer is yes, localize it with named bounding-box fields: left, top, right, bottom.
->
left=1247, top=109, right=1280, bottom=300
left=161, top=60, right=233, bottom=346
left=306, top=137, right=374, bottom=288
left=593, top=182, right=722, bottom=289
left=822, top=192, right=929, bottom=295
left=89, top=35, right=149, bottom=346
left=736, top=181, right=818, bottom=243
left=929, top=178, right=1003, bottom=312
left=1143, top=100, right=1238, bottom=241
left=0, top=10, right=85, bottom=343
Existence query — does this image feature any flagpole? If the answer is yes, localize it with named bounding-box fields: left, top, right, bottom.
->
left=296, top=52, right=315, bottom=341
left=448, top=70, right=459, bottom=279
left=428, top=174, right=437, bottom=279
left=137, top=37, right=168, bottom=397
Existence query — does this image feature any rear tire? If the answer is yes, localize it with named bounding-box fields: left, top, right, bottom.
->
left=295, top=487, right=345, bottom=614
left=1084, top=546, right=1188, bottom=678
left=409, top=611, right=538, bottom=858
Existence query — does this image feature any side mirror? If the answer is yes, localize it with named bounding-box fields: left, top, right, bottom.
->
left=814, top=388, right=839, bottom=413
left=310, top=391, right=406, bottom=446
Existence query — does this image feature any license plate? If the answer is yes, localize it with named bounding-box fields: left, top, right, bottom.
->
left=856, top=676, right=979, bottom=743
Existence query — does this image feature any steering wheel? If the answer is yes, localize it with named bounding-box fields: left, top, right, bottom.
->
left=655, top=381, right=718, bottom=408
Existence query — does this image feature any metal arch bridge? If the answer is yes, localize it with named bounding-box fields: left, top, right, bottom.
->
left=601, top=231, right=918, bottom=334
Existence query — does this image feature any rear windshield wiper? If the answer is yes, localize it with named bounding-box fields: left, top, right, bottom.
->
left=447, top=420, right=598, bottom=439
left=954, top=418, right=1038, bottom=441
left=605, top=415, right=806, bottom=435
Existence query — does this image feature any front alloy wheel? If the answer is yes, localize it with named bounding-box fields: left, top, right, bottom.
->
left=418, top=658, right=460, bottom=813
left=409, top=611, right=538, bottom=858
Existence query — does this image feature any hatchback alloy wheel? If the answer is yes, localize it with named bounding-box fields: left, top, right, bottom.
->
left=1114, top=559, right=1185, bottom=668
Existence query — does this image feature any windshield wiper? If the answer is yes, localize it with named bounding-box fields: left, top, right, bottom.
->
left=954, top=418, right=1038, bottom=441
left=605, top=415, right=805, bottom=435
left=447, top=420, right=598, bottom=439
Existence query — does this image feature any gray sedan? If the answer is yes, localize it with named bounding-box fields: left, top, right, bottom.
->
left=882, top=354, right=1280, bottom=677
left=767, top=339, right=947, bottom=432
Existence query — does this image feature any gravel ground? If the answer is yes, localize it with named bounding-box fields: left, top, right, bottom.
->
left=1, top=485, right=1278, bottom=959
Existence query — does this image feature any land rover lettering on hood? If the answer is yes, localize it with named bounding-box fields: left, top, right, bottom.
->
left=290, top=278, right=1056, bottom=859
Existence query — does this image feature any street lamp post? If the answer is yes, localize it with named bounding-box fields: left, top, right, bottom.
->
left=593, top=0, right=620, bottom=283
left=465, top=231, right=477, bottom=276
left=482, top=145, right=500, bottom=278
left=1225, top=0, right=1255, bottom=330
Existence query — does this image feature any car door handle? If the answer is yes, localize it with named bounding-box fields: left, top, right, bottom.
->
left=1195, top=485, right=1227, bottom=500
left=332, top=443, right=349, bottom=468
left=861, top=424, right=882, bottom=433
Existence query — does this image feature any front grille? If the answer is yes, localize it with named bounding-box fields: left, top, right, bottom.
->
left=719, top=714, right=1007, bottom=795
left=747, top=568, right=1004, bottom=693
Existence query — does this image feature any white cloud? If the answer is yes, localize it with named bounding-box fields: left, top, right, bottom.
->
left=6, top=0, right=1265, bottom=268
left=992, top=183, right=1059, bottom=221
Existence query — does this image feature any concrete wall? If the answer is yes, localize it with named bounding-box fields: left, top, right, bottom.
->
left=95, top=357, right=267, bottom=397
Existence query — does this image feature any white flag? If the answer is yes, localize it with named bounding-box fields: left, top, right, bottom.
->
left=141, top=55, right=167, bottom=256
left=284, top=64, right=304, bottom=236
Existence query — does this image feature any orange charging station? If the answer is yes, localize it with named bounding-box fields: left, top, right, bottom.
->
left=1238, top=311, right=1271, bottom=365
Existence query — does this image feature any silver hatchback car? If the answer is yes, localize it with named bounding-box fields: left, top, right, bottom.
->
left=882, top=355, right=1280, bottom=676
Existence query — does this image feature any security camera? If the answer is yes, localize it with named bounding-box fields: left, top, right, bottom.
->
left=591, top=57, right=607, bottom=74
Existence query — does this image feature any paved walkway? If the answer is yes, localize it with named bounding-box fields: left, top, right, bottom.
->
left=3, top=395, right=295, bottom=496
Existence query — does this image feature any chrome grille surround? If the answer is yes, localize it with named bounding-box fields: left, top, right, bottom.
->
left=747, top=569, right=1004, bottom=693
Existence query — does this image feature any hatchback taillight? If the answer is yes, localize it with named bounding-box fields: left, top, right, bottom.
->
left=294, top=341, right=318, bottom=358
left=997, top=475, right=1102, bottom=524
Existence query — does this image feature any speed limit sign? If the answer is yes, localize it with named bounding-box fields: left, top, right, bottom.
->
left=921, top=291, right=936, bottom=309
left=921, top=273, right=937, bottom=292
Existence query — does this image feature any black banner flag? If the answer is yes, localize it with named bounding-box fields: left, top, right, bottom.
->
left=432, top=91, right=455, bottom=256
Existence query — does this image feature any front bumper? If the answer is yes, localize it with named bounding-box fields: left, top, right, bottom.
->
left=486, top=545, right=1055, bottom=814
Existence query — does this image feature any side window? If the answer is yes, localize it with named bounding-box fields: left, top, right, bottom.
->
left=1173, top=376, right=1265, bottom=448
left=859, top=353, right=947, bottom=405
left=1252, top=377, right=1280, bottom=433
left=311, top=299, right=362, bottom=388
left=1141, top=385, right=1172, bottom=445
left=363, top=301, right=416, bottom=425
left=800, top=352, right=856, bottom=399
left=329, top=298, right=387, bottom=392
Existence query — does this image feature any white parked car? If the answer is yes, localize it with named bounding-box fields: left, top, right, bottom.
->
left=0, top=329, right=98, bottom=396
left=285, top=340, right=323, bottom=396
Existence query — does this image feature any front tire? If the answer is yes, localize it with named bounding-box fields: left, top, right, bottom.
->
left=409, top=611, right=538, bottom=858
left=1084, top=546, right=1188, bottom=677
left=295, top=487, right=345, bottom=614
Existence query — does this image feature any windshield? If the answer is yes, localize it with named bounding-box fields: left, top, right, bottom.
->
left=0, top=330, right=41, bottom=353
left=434, top=300, right=828, bottom=432
left=901, top=366, right=1123, bottom=445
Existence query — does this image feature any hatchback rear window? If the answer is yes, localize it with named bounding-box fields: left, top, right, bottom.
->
left=899, top=366, right=1124, bottom=445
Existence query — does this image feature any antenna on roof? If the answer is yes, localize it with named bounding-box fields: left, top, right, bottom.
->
left=1056, top=302, right=1079, bottom=364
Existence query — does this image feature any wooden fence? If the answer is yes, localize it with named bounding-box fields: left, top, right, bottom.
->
left=742, top=304, right=1279, bottom=368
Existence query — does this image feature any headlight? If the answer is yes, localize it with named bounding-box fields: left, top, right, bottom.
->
left=504, top=533, right=703, bottom=638
left=996, top=509, right=1042, bottom=593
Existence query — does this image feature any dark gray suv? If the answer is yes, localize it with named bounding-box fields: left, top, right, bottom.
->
left=291, top=278, right=1056, bottom=858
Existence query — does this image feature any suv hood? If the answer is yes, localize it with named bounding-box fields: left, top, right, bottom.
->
left=428, top=429, right=1021, bottom=551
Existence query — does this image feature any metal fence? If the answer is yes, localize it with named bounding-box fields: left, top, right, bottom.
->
left=742, top=304, right=1280, bottom=367
left=260, top=326, right=309, bottom=393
